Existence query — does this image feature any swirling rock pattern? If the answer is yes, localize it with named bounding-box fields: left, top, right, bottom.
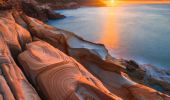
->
left=0, top=4, right=170, bottom=99
left=18, top=41, right=121, bottom=100
left=21, top=16, right=125, bottom=71
left=20, top=15, right=170, bottom=99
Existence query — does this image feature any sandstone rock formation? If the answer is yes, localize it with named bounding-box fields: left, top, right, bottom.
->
left=0, top=11, right=32, bottom=60
left=19, top=15, right=170, bottom=99
left=0, top=0, right=170, bottom=99
left=0, top=36, right=40, bottom=100
left=18, top=41, right=121, bottom=100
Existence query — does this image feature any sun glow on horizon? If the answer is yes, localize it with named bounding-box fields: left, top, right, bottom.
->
left=102, top=0, right=170, bottom=6
left=103, top=0, right=117, bottom=6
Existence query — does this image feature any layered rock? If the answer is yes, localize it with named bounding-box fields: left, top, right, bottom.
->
left=0, top=36, right=40, bottom=100
left=0, top=11, right=32, bottom=59
left=0, top=0, right=170, bottom=99
left=20, top=15, right=170, bottom=99
left=21, top=16, right=126, bottom=73
left=21, top=15, right=68, bottom=53
left=18, top=41, right=121, bottom=100
left=0, top=74, right=15, bottom=100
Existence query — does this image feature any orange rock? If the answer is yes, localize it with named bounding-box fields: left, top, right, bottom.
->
left=18, top=41, right=121, bottom=100
left=0, top=37, right=40, bottom=100
left=0, top=12, right=32, bottom=58
left=0, top=75, right=15, bottom=100
left=20, top=15, right=170, bottom=99
left=16, top=23, right=32, bottom=49
left=21, top=15, right=68, bottom=53
left=21, top=15, right=125, bottom=72
left=127, top=84, right=170, bottom=100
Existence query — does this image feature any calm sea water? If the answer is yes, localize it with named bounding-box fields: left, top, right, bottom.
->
left=47, top=5, right=170, bottom=69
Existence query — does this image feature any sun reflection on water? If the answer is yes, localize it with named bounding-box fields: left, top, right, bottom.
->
left=96, top=7, right=120, bottom=50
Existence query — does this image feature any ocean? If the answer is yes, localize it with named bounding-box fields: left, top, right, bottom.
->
left=47, top=4, right=170, bottom=69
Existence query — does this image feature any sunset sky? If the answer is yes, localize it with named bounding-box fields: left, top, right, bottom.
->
left=103, top=0, right=170, bottom=5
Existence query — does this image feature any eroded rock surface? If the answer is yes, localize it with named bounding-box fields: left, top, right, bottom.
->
left=19, top=15, right=170, bottom=99
left=21, top=16, right=126, bottom=73
left=0, top=0, right=170, bottom=99
left=18, top=41, right=121, bottom=100
left=0, top=36, right=40, bottom=100
left=0, top=11, right=32, bottom=59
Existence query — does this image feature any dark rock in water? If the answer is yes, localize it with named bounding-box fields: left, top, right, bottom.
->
left=21, top=0, right=65, bottom=21
left=124, top=60, right=170, bottom=95
left=21, top=0, right=48, bottom=21
left=127, top=60, right=139, bottom=70
left=49, top=2, right=80, bottom=10
left=43, top=7, right=65, bottom=19
left=142, top=65, right=170, bottom=94
left=125, top=60, right=146, bottom=80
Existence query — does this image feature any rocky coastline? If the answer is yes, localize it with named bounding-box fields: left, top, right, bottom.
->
left=0, top=0, right=170, bottom=99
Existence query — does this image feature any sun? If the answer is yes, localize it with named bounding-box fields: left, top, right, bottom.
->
left=110, top=0, right=115, bottom=3
left=103, top=0, right=117, bottom=6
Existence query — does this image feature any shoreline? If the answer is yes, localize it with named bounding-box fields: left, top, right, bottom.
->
left=48, top=7, right=170, bottom=95
left=0, top=0, right=170, bottom=99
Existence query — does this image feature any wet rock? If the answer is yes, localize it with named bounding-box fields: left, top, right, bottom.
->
left=18, top=41, right=121, bottom=100
left=124, top=59, right=170, bottom=95
left=125, top=60, right=146, bottom=81
left=142, top=65, right=170, bottom=94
